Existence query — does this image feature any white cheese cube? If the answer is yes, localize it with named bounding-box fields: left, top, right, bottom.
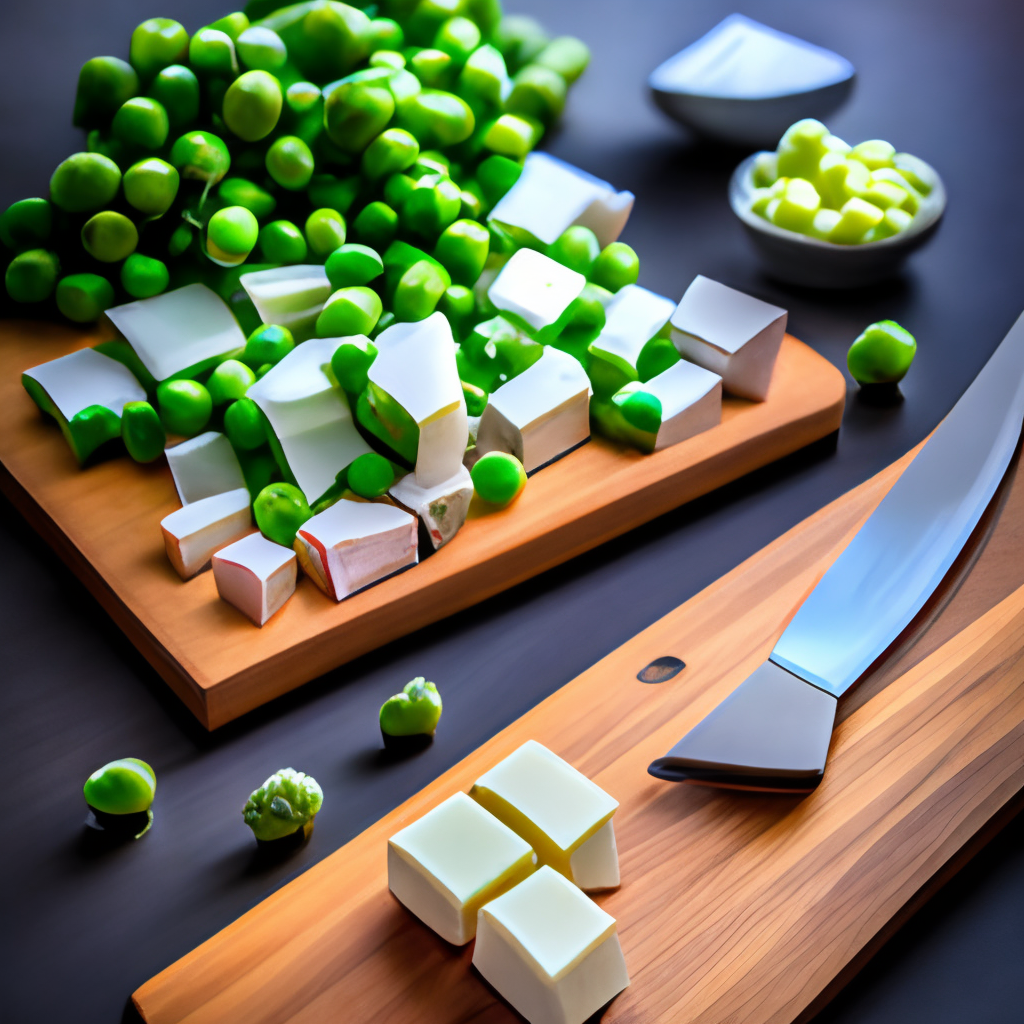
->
left=388, top=792, right=536, bottom=945
left=471, top=740, right=620, bottom=891
left=160, top=488, right=253, bottom=579
left=23, top=347, right=146, bottom=421
left=294, top=498, right=417, bottom=600
left=489, top=152, right=635, bottom=248
left=247, top=336, right=371, bottom=504
left=390, top=465, right=473, bottom=550
left=106, top=284, right=246, bottom=382
left=240, top=264, right=333, bottom=341
left=165, top=431, right=247, bottom=505
left=669, top=275, right=787, bottom=401
left=212, top=531, right=296, bottom=626
left=369, top=312, right=468, bottom=489
left=487, top=249, right=586, bottom=336
left=472, top=866, right=630, bottom=1024
left=588, top=284, right=677, bottom=376
left=475, top=347, right=591, bottom=473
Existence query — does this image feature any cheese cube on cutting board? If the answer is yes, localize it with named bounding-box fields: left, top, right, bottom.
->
left=670, top=275, right=787, bottom=401
left=212, top=532, right=297, bottom=626
left=471, top=740, right=620, bottom=891
left=488, top=248, right=586, bottom=338
left=472, top=865, right=630, bottom=1024
left=388, top=792, right=536, bottom=945
left=489, top=152, right=634, bottom=248
left=160, top=487, right=252, bottom=579
left=240, top=264, right=333, bottom=342
left=294, top=498, right=417, bottom=600
left=588, top=284, right=677, bottom=382
left=475, top=347, right=591, bottom=473
left=390, top=465, right=474, bottom=551
left=165, top=431, right=247, bottom=505
left=23, top=347, right=146, bottom=422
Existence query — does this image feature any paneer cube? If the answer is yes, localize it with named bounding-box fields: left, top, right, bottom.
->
left=487, top=248, right=586, bottom=339
left=669, top=275, right=787, bottom=401
left=473, top=866, right=630, bottom=1024
left=165, top=431, right=247, bottom=505
left=388, top=792, right=537, bottom=945
left=475, top=347, right=591, bottom=473
left=160, top=487, right=252, bottom=579
left=294, top=498, right=418, bottom=600
left=471, top=740, right=620, bottom=891
left=240, top=264, right=333, bottom=342
left=390, top=466, right=474, bottom=551
left=212, top=531, right=297, bottom=626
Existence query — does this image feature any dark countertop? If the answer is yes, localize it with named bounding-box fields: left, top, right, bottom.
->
left=2, top=1, right=1023, bottom=1022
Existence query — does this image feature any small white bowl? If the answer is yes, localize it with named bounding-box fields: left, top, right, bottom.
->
left=729, top=153, right=947, bottom=289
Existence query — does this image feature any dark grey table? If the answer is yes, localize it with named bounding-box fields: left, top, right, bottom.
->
left=2, top=1, right=1023, bottom=1022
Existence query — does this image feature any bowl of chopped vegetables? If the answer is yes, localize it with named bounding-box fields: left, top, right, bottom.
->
left=729, top=119, right=946, bottom=288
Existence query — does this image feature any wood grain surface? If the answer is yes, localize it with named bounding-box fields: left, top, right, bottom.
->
left=132, top=438, right=1024, bottom=1024
left=0, top=319, right=845, bottom=729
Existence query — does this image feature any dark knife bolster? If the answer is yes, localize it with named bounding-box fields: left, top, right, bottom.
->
left=647, top=661, right=838, bottom=793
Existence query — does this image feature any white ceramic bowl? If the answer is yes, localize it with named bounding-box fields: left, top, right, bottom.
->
left=729, top=153, right=947, bottom=288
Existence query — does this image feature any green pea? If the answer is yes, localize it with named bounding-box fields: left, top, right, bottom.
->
left=122, top=157, right=179, bottom=216
left=402, top=172, right=462, bottom=239
left=383, top=172, right=416, bottom=210
left=368, top=16, right=404, bottom=51
left=49, top=152, right=121, bottom=214
left=324, top=77, right=396, bottom=153
left=188, top=27, right=238, bottom=78
left=305, top=208, right=347, bottom=257
left=317, top=286, right=382, bottom=337
left=207, top=206, right=259, bottom=267
left=307, top=173, right=360, bottom=214
left=168, top=222, right=194, bottom=258
left=590, top=242, right=639, bottom=292
left=74, top=56, right=139, bottom=129
left=330, top=337, right=377, bottom=393
left=459, top=180, right=486, bottom=220
left=462, top=379, right=488, bottom=417
left=506, top=64, right=566, bottom=124
left=847, top=320, right=917, bottom=385
left=286, top=79, right=321, bottom=115
left=494, top=14, right=550, bottom=72
left=370, top=49, right=405, bottom=71
left=548, top=226, right=600, bottom=276
left=244, top=323, right=294, bottom=368
left=362, top=127, right=420, bottom=180
left=121, top=401, right=166, bottom=462
left=111, top=97, right=169, bottom=150
left=157, top=379, right=212, bottom=436
left=435, top=16, right=482, bottom=64
left=217, top=177, right=275, bottom=219
left=224, top=397, right=266, bottom=450
left=265, top=135, right=314, bottom=191
left=254, top=482, right=311, bottom=547
left=83, top=757, right=156, bottom=815
left=148, top=64, right=200, bottom=128
left=471, top=450, right=526, bottom=506
left=170, top=130, right=231, bottom=185
left=466, top=0, right=502, bottom=35
left=433, top=218, right=489, bottom=286
left=1, top=198, right=53, bottom=252
left=55, top=273, right=115, bottom=322
left=380, top=677, right=442, bottom=739
left=207, top=358, right=256, bottom=404
left=130, top=18, right=189, bottom=79
left=347, top=452, right=394, bottom=498
left=458, top=44, right=510, bottom=107
left=286, top=2, right=372, bottom=81
left=411, top=149, right=450, bottom=178
left=535, top=35, right=590, bottom=84
left=259, top=220, right=307, bottom=263
left=223, top=70, right=283, bottom=142
left=394, top=259, right=449, bottom=321
left=481, top=112, right=539, bottom=160
left=397, top=89, right=475, bottom=146
left=120, top=253, right=169, bottom=299
left=5, top=249, right=59, bottom=303
left=209, top=12, right=249, bottom=42
left=352, top=201, right=398, bottom=250
left=236, top=25, right=287, bottom=72
left=409, top=48, right=454, bottom=89
left=438, top=283, right=474, bottom=335
left=476, top=154, right=522, bottom=206
left=81, top=211, right=138, bottom=263
left=325, top=243, right=383, bottom=289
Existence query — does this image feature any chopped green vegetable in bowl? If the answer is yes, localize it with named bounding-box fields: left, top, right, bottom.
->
left=242, top=767, right=323, bottom=842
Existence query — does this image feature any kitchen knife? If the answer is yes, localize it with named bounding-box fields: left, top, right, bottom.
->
left=648, top=311, right=1024, bottom=793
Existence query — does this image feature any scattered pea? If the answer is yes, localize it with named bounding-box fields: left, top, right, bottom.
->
left=236, top=26, right=287, bottom=72
left=223, top=70, right=283, bottom=142
left=170, top=130, right=230, bottom=184
left=74, top=56, right=140, bottom=129
left=218, top=176, right=275, bottom=219
left=547, top=225, right=600, bottom=277
left=84, top=757, right=156, bottom=815
left=130, top=18, right=189, bottom=80
left=244, top=323, right=294, bottom=368
left=362, top=127, right=420, bottom=180
left=49, top=152, right=121, bottom=214
left=121, top=401, right=166, bottom=461
left=0, top=198, right=53, bottom=252
left=224, top=397, right=266, bottom=450
left=207, top=359, right=256, bottom=404
left=81, top=211, right=138, bottom=262
left=847, top=320, right=917, bottom=386
left=55, top=273, right=115, bottom=322
left=471, top=450, right=526, bottom=507
left=157, top=379, right=212, bottom=436
left=121, top=253, right=169, bottom=299
left=305, top=207, right=347, bottom=257
left=259, top=220, right=308, bottom=263
left=347, top=452, right=394, bottom=498
left=122, top=157, right=179, bottom=216
left=325, top=243, right=384, bottom=289
left=352, top=201, right=399, bottom=250
left=206, top=205, right=258, bottom=266
left=331, top=336, right=378, bottom=392
left=254, top=482, right=311, bottom=547
left=188, top=27, right=238, bottom=78
left=379, top=677, right=442, bottom=743
left=5, top=249, right=60, bottom=303
left=590, top=242, right=639, bottom=292
left=112, top=96, right=169, bottom=150
left=317, top=285, right=382, bottom=336
left=148, top=64, right=200, bottom=128
left=266, top=135, right=314, bottom=190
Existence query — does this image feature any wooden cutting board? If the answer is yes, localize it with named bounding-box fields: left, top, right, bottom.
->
left=132, top=436, right=1024, bottom=1024
left=0, top=318, right=844, bottom=729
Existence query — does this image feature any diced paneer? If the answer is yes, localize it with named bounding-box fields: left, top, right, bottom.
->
left=160, top=487, right=252, bottom=579
left=476, top=346, right=591, bottom=473
left=670, top=275, right=787, bottom=401
left=294, top=498, right=417, bottom=600
left=212, top=531, right=297, bottom=626
left=390, top=466, right=474, bottom=551
left=165, top=431, right=247, bottom=505
left=488, top=248, right=586, bottom=340
left=240, top=265, right=333, bottom=342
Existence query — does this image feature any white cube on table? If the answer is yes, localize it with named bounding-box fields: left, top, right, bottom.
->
left=390, top=466, right=474, bottom=550
left=387, top=792, right=536, bottom=945
left=240, top=264, right=333, bottom=341
left=165, top=431, right=247, bottom=505
left=488, top=249, right=586, bottom=338
left=212, top=531, right=297, bottom=626
left=588, top=284, right=677, bottom=376
left=472, top=865, right=630, bottom=1024
left=670, top=275, right=787, bottom=401
left=160, top=487, right=252, bottom=579
left=471, top=740, right=620, bottom=891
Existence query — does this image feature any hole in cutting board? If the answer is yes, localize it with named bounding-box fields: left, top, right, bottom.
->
left=637, top=656, right=685, bottom=683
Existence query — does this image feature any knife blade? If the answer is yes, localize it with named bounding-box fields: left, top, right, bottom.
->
left=648, top=310, right=1024, bottom=793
